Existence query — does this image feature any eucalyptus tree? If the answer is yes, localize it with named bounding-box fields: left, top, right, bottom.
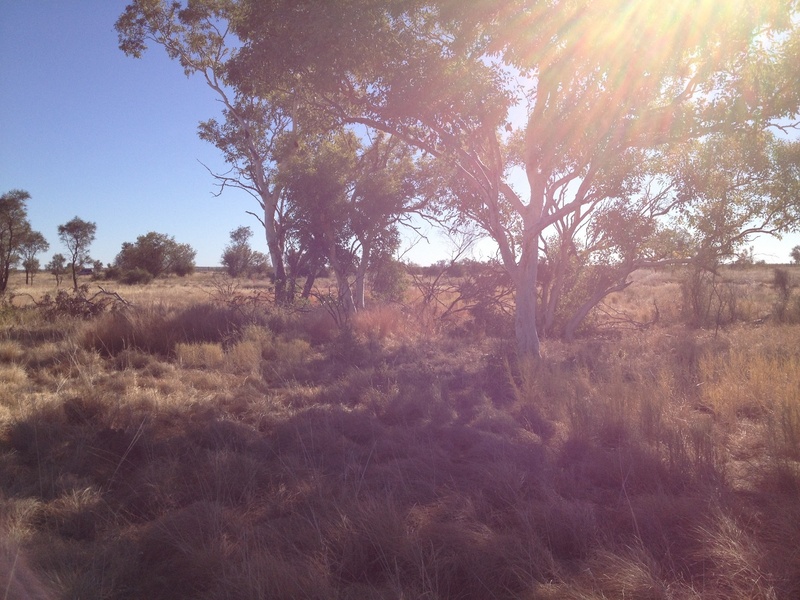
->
left=0, top=189, right=35, bottom=293
left=228, top=0, right=800, bottom=356
left=279, top=128, right=433, bottom=313
left=57, top=217, right=97, bottom=291
left=221, top=225, right=268, bottom=277
left=46, top=254, right=68, bottom=287
left=117, top=0, right=297, bottom=302
left=347, top=132, right=432, bottom=309
left=18, top=230, right=49, bottom=285
left=279, top=130, right=359, bottom=313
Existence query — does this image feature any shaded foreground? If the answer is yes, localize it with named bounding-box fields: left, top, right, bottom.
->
left=1, top=275, right=799, bottom=599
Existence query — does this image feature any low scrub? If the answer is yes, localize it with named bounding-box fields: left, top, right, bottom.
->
left=82, top=302, right=259, bottom=356
left=1, top=272, right=799, bottom=599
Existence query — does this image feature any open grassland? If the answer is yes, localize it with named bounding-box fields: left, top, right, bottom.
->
left=1, top=266, right=799, bottom=599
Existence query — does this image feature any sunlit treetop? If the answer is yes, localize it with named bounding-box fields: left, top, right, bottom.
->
left=226, top=0, right=798, bottom=187
left=117, top=0, right=800, bottom=356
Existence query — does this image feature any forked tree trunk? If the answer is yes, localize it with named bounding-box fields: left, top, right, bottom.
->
left=542, top=241, right=571, bottom=337
left=324, top=233, right=356, bottom=316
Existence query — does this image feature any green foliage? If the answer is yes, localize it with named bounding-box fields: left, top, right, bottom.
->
left=18, top=229, right=49, bottom=285
left=0, top=189, right=34, bottom=293
left=368, top=258, right=407, bottom=303
left=115, top=231, right=196, bottom=280
left=226, top=0, right=800, bottom=354
left=21, top=257, right=40, bottom=284
left=221, top=226, right=268, bottom=278
left=117, top=0, right=800, bottom=355
left=45, top=253, right=68, bottom=286
left=58, top=216, right=97, bottom=291
left=791, top=245, right=800, bottom=265
left=120, top=267, right=154, bottom=285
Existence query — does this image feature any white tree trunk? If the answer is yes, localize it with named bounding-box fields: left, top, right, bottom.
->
left=514, top=241, right=541, bottom=358
left=353, top=241, right=370, bottom=311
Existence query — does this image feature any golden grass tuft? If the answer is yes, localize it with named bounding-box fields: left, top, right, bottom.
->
left=700, top=347, right=800, bottom=420
left=175, top=342, right=226, bottom=369
left=0, top=363, right=27, bottom=387
left=0, top=340, right=25, bottom=363
left=352, top=304, right=409, bottom=342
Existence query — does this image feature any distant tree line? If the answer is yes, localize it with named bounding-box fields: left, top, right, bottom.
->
left=0, top=191, right=202, bottom=290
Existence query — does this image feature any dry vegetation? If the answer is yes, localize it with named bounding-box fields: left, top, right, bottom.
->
left=1, top=266, right=799, bottom=599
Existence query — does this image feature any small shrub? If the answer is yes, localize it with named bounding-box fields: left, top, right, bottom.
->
left=681, top=268, right=738, bottom=328
left=103, top=265, right=121, bottom=280
left=0, top=340, right=24, bottom=363
left=83, top=303, right=252, bottom=357
left=119, top=268, right=153, bottom=285
left=225, top=339, right=263, bottom=374
left=39, top=285, right=126, bottom=320
left=773, top=268, right=791, bottom=302
left=297, top=308, right=338, bottom=345
left=772, top=268, right=797, bottom=323
left=369, top=259, right=408, bottom=303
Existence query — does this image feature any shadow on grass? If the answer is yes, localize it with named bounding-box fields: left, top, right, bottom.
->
left=2, top=340, right=799, bottom=599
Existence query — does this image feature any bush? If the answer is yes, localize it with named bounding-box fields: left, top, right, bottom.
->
left=773, top=268, right=797, bottom=323
left=681, top=268, right=738, bottom=328
left=115, top=232, right=196, bottom=279
left=38, top=285, right=127, bottom=320
left=83, top=302, right=258, bottom=356
left=369, top=259, right=408, bottom=303
left=103, top=265, right=122, bottom=280
left=120, top=268, right=154, bottom=285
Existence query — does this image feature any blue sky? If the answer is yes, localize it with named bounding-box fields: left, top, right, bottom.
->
left=0, top=1, right=287, bottom=267
left=1, top=2, right=797, bottom=268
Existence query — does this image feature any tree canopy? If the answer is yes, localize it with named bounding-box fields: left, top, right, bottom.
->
left=221, top=226, right=268, bottom=277
left=119, top=0, right=800, bottom=355
left=115, top=231, right=197, bottom=280
left=229, top=0, right=800, bottom=353
left=58, top=217, right=97, bottom=291
left=18, top=230, right=49, bottom=285
left=0, top=190, right=37, bottom=294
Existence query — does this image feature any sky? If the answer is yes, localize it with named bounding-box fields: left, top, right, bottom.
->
left=1, top=2, right=797, bottom=268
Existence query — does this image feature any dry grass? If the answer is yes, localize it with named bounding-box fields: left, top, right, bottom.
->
left=0, top=267, right=799, bottom=598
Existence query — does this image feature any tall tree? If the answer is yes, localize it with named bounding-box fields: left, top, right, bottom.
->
left=348, top=132, right=430, bottom=309
left=279, top=129, right=360, bottom=314
left=229, top=0, right=800, bottom=356
left=18, top=230, right=49, bottom=285
left=0, top=189, right=34, bottom=294
left=58, top=217, right=97, bottom=291
left=279, top=128, right=431, bottom=312
left=116, top=0, right=298, bottom=303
